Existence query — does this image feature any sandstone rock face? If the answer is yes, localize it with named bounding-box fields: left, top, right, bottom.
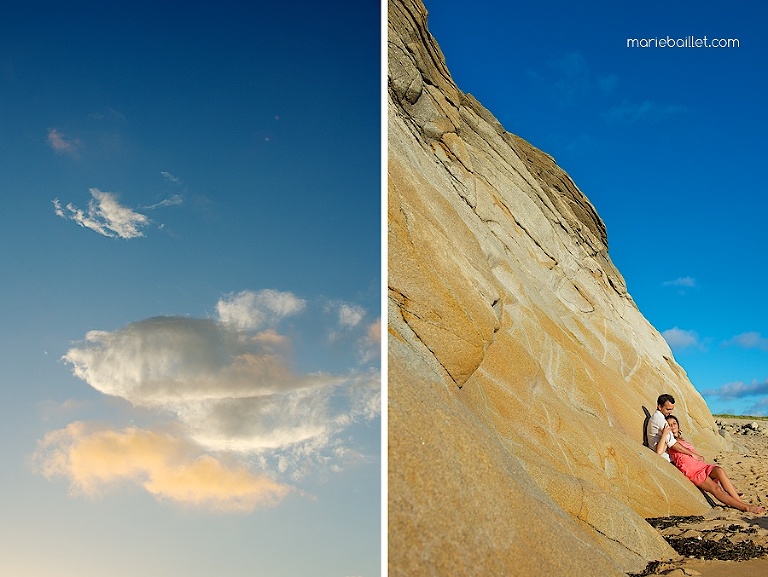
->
left=387, top=1, right=730, bottom=575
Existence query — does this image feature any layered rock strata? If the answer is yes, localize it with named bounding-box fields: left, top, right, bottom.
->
left=387, top=0, right=729, bottom=575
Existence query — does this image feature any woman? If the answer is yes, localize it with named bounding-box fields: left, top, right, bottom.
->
left=656, top=415, right=764, bottom=514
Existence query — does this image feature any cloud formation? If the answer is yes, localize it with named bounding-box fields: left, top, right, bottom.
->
left=337, top=304, right=366, bottom=329
left=724, top=332, right=768, bottom=352
left=528, top=51, right=618, bottom=107
left=53, top=189, right=149, bottom=238
left=34, top=422, right=292, bottom=512
left=54, top=188, right=183, bottom=238
left=47, top=128, right=81, bottom=156
left=51, top=289, right=380, bottom=504
left=217, top=290, right=306, bottom=331
left=702, top=379, right=768, bottom=400
left=663, top=276, right=697, bottom=288
left=160, top=171, right=181, bottom=184
left=605, top=100, right=688, bottom=123
left=662, top=327, right=700, bottom=351
left=143, top=194, right=183, bottom=210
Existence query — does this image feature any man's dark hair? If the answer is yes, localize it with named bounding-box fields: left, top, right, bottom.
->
left=657, top=393, right=675, bottom=406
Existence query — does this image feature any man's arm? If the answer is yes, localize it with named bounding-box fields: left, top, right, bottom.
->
left=668, top=442, right=704, bottom=461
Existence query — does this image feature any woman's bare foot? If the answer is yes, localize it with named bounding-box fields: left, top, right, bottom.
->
left=746, top=504, right=765, bottom=514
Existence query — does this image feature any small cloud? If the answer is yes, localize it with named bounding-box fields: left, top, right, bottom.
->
left=723, top=332, right=768, bottom=352
left=338, top=304, right=366, bottom=329
left=88, top=108, right=126, bottom=122
left=661, top=327, right=701, bottom=351
left=367, top=318, right=381, bottom=346
left=216, top=289, right=307, bottom=332
left=663, top=276, right=697, bottom=288
left=53, top=189, right=149, bottom=239
left=605, top=100, right=688, bottom=123
left=161, top=171, right=181, bottom=185
left=358, top=318, right=381, bottom=364
left=33, top=422, right=293, bottom=512
left=143, top=194, right=183, bottom=210
left=47, top=128, right=81, bottom=157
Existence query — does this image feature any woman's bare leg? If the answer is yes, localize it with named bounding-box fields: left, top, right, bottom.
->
left=709, top=466, right=744, bottom=503
left=698, top=477, right=765, bottom=514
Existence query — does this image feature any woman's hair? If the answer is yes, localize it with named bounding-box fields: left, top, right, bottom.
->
left=666, top=414, right=682, bottom=438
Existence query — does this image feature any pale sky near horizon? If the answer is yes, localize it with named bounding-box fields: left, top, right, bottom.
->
left=424, top=0, right=768, bottom=417
left=0, top=1, right=380, bottom=575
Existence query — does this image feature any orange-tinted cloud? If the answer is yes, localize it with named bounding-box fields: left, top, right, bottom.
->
left=367, top=318, right=381, bottom=345
left=47, top=128, right=81, bottom=156
left=34, top=422, right=293, bottom=512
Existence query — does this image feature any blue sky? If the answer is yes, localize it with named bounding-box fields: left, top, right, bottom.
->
left=424, top=0, right=768, bottom=416
left=0, top=1, right=380, bottom=575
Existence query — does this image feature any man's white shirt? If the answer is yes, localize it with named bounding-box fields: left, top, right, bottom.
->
left=647, top=409, right=676, bottom=461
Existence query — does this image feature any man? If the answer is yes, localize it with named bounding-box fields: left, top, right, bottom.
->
left=646, top=393, right=703, bottom=462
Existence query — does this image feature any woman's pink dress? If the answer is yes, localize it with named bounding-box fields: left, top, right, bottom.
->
left=669, top=438, right=715, bottom=486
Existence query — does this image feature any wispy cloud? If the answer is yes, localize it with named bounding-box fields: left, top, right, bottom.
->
left=53, top=188, right=183, bottom=238
left=217, top=289, right=306, bottom=332
left=47, top=128, right=81, bottom=157
left=37, top=289, right=381, bottom=509
left=528, top=51, right=618, bottom=107
left=661, top=327, right=701, bottom=351
left=324, top=302, right=380, bottom=365
left=702, top=379, right=768, bottom=400
left=143, top=194, right=183, bottom=210
left=605, top=100, right=688, bottom=123
left=663, top=276, right=697, bottom=288
left=53, top=189, right=149, bottom=238
left=338, top=304, right=366, bottom=329
left=161, top=171, right=181, bottom=184
left=359, top=318, right=382, bottom=365
left=88, top=108, right=126, bottom=122
left=723, top=332, right=768, bottom=352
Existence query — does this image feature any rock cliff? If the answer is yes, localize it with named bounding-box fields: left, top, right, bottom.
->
left=387, top=0, right=729, bottom=575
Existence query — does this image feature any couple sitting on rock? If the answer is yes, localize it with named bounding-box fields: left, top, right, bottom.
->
left=647, top=393, right=764, bottom=514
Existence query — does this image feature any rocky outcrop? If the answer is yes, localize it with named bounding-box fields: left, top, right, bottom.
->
left=387, top=0, right=729, bottom=575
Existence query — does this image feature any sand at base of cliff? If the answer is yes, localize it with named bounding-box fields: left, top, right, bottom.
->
left=640, top=417, right=768, bottom=576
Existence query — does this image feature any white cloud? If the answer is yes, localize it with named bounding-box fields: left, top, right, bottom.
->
left=663, top=276, right=697, bottom=288
left=43, top=290, right=380, bottom=506
left=216, top=290, right=306, bottom=331
left=63, top=316, right=327, bottom=404
left=338, top=304, right=366, bottom=329
left=661, top=327, right=700, bottom=351
left=723, top=332, right=768, bottom=352
left=47, top=128, right=81, bottom=156
left=60, top=296, right=380, bottom=472
left=53, top=189, right=149, bottom=238
left=143, top=194, right=183, bottom=210
left=161, top=171, right=181, bottom=184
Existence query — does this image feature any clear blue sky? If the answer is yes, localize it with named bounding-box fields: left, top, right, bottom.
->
left=0, top=1, right=380, bottom=575
left=424, top=0, right=768, bottom=416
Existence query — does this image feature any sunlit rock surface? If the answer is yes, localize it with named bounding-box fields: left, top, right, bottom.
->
left=387, top=0, right=728, bottom=574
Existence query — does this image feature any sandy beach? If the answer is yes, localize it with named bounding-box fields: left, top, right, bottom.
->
left=634, top=417, right=768, bottom=576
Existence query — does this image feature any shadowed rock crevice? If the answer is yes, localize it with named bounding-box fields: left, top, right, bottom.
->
left=388, top=0, right=730, bottom=575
